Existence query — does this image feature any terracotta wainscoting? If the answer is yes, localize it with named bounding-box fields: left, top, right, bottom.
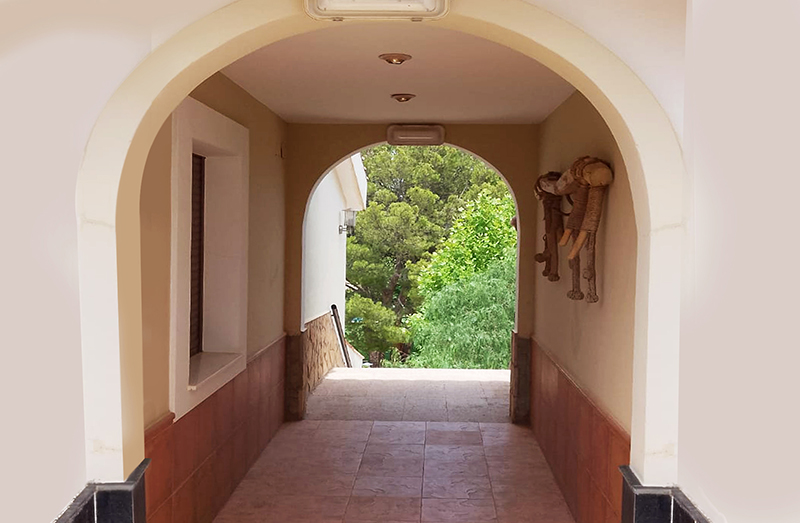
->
left=531, top=340, right=630, bottom=523
left=144, top=335, right=286, bottom=523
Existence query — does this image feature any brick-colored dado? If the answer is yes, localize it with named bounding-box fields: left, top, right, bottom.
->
left=531, top=340, right=630, bottom=523
left=143, top=336, right=286, bottom=523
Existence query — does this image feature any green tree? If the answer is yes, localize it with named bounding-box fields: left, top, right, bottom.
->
left=401, top=252, right=517, bottom=369
left=344, top=294, right=408, bottom=356
left=417, top=191, right=517, bottom=296
left=344, top=145, right=513, bottom=357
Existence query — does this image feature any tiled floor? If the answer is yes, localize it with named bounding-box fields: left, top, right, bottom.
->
left=214, top=420, right=576, bottom=523
left=306, top=368, right=511, bottom=423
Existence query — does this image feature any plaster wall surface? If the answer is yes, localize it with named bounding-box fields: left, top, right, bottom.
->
left=678, top=0, right=800, bottom=521
left=139, top=73, right=287, bottom=429
left=534, top=92, right=636, bottom=433
left=303, top=167, right=349, bottom=324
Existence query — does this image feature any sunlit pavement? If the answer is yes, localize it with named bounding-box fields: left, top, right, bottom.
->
left=306, top=368, right=511, bottom=422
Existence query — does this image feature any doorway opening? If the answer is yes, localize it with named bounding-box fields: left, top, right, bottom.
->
left=303, top=143, right=517, bottom=422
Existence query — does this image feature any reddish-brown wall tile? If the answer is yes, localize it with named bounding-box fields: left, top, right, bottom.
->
left=172, top=473, right=196, bottom=523
left=144, top=336, right=287, bottom=523
left=232, top=369, right=248, bottom=428
left=149, top=498, right=172, bottom=523
left=172, top=408, right=198, bottom=488
left=531, top=341, right=629, bottom=523
left=607, top=428, right=630, bottom=515
left=144, top=422, right=174, bottom=516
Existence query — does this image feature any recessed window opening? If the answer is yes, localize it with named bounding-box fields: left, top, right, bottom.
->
left=169, top=98, right=249, bottom=419
left=189, top=153, right=206, bottom=359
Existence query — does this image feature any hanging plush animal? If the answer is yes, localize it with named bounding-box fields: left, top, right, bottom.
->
left=537, top=157, right=613, bottom=302
left=534, top=172, right=564, bottom=282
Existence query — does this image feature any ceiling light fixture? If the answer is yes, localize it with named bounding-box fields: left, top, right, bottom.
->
left=391, top=93, right=416, bottom=103
left=304, top=0, right=449, bottom=21
left=379, top=53, right=412, bottom=65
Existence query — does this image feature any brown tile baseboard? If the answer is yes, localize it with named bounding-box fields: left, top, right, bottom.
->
left=143, top=335, right=286, bottom=523
left=531, top=339, right=631, bottom=523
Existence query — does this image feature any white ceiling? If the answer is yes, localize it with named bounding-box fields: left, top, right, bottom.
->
left=222, top=23, right=575, bottom=124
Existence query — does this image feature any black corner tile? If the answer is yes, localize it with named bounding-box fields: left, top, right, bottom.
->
left=673, top=489, right=712, bottom=523
left=634, top=492, right=672, bottom=523
left=621, top=470, right=636, bottom=523
left=55, top=485, right=95, bottom=523
left=673, top=500, right=695, bottom=523
left=95, top=487, right=135, bottom=522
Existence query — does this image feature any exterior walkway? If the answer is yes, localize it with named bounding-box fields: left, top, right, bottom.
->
left=306, top=368, right=511, bottom=423
left=214, top=420, right=576, bottom=522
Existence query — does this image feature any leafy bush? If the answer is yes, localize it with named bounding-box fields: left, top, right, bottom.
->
left=417, top=191, right=517, bottom=296
left=344, top=294, right=408, bottom=357
left=402, top=252, right=516, bottom=369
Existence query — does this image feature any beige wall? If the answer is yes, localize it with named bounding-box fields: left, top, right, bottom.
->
left=140, top=73, right=288, bottom=427
left=534, top=92, right=636, bottom=432
left=140, top=116, right=173, bottom=426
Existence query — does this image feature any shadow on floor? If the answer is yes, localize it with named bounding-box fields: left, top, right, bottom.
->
left=214, top=420, right=576, bottom=523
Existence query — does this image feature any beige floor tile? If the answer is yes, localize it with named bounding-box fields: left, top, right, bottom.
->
left=352, top=476, right=423, bottom=497
left=345, top=496, right=422, bottom=521
left=426, top=421, right=479, bottom=432
left=359, top=455, right=425, bottom=477
left=424, top=445, right=486, bottom=462
left=369, top=426, right=426, bottom=445
left=425, top=430, right=483, bottom=446
left=423, top=459, right=489, bottom=478
left=364, top=444, right=425, bottom=460
left=422, top=476, right=493, bottom=499
left=421, top=498, right=497, bottom=522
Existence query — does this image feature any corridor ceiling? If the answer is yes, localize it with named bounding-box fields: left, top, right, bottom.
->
left=222, top=23, right=575, bottom=124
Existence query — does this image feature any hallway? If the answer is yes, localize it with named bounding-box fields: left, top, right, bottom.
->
left=214, top=420, right=575, bottom=522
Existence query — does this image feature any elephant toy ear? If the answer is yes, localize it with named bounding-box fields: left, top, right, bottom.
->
left=582, top=161, right=613, bottom=186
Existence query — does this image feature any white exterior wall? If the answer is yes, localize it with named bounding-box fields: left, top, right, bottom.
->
left=303, top=155, right=367, bottom=325
left=678, top=0, right=800, bottom=521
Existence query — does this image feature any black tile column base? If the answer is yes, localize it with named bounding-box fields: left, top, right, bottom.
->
left=621, top=466, right=711, bottom=523
left=56, top=459, right=150, bottom=523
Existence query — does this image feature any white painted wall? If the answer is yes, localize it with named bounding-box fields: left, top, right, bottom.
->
left=303, top=155, right=367, bottom=325
left=679, top=0, right=800, bottom=521
left=524, top=0, right=687, bottom=140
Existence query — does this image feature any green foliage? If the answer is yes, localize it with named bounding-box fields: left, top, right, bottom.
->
left=344, top=294, right=408, bottom=357
left=400, top=252, right=517, bottom=369
left=418, top=191, right=517, bottom=296
left=347, top=145, right=507, bottom=319
left=344, top=144, right=516, bottom=362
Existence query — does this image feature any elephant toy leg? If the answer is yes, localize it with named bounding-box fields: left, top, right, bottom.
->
left=583, top=232, right=599, bottom=302
left=567, top=230, right=584, bottom=300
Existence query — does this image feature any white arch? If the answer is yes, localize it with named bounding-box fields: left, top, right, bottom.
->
left=76, top=0, right=684, bottom=486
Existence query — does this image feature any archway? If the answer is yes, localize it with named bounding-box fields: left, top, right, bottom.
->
left=300, top=138, right=524, bottom=418
left=75, top=0, right=684, bottom=488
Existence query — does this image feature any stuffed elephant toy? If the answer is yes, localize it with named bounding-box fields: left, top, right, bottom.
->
left=535, top=157, right=613, bottom=303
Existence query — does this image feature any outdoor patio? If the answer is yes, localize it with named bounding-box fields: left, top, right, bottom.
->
left=305, top=368, right=511, bottom=423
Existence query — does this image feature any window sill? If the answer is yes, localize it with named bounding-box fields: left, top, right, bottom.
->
left=188, top=351, right=242, bottom=390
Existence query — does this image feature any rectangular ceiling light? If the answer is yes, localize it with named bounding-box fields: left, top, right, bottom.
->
left=387, top=124, right=446, bottom=146
left=305, top=0, right=449, bottom=20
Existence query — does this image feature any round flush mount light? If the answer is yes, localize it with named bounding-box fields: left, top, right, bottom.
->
left=391, top=93, right=416, bottom=103
left=379, top=53, right=412, bottom=65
